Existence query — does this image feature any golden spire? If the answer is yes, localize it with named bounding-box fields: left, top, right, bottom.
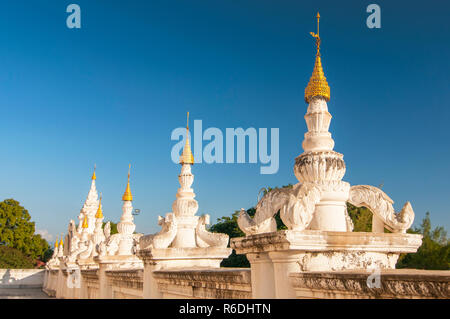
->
left=179, top=112, right=194, bottom=165
left=59, top=235, right=64, bottom=247
left=54, top=236, right=59, bottom=248
left=122, top=164, right=133, bottom=201
left=95, top=194, right=103, bottom=219
left=305, top=12, right=330, bottom=103
left=92, top=164, right=97, bottom=180
left=82, top=215, right=88, bottom=228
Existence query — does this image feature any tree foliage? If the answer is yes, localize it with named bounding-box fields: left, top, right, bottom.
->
left=209, top=185, right=289, bottom=268
left=0, top=199, right=50, bottom=263
left=0, top=246, right=35, bottom=269
left=102, top=221, right=118, bottom=235
left=397, top=212, right=449, bottom=270
left=347, top=203, right=373, bottom=232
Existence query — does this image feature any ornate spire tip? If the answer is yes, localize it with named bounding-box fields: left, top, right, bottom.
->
left=95, top=193, right=104, bottom=219
left=304, top=12, right=330, bottom=103
left=122, top=164, right=133, bottom=201
left=179, top=112, right=194, bottom=165
left=92, top=164, right=97, bottom=180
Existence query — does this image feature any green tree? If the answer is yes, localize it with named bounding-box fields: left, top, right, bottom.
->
left=209, top=185, right=290, bottom=267
left=0, top=246, right=35, bottom=269
left=102, top=221, right=118, bottom=235
left=397, top=212, right=449, bottom=270
left=347, top=203, right=373, bottom=232
left=42, top=247, right=54, bottom=263
left=0, top=199, right=50, bottom=262
left=210, top=208, right=251, bottom=267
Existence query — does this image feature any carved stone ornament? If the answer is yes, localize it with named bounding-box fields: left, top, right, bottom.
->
left=348, top=185, right=414, bottom=233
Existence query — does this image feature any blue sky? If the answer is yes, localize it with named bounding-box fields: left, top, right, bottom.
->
left=0, top=1, right=448, bottom=242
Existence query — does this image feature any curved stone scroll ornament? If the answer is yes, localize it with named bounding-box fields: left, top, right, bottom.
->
left=280, top=182, right=322, bottom=231
left=104, top=222, right=111, bottom=240
left=237, top=184, right=301, bottom=235
left=139, top=213, right=178, bottom=250
left=98, top=234, right=120, bottom=256
left=67, top=241, right=88, bottom=262
left=196, top=214, right=229, bottom=248
left=79, top=241, right=94, bottom=259
left=348, top=185, right=414, bottom=233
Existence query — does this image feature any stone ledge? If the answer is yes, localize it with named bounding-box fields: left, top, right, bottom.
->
left=231, top=230, right=422, bottom=254
left=138, top=247, right=232, bottom=260
left=289, top=269, right=450, bottom=299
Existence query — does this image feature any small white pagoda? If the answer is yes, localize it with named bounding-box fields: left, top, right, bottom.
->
left=61, top=167, right=101, bottom=268
left=137, top=113, right=231, bottom=297
left=94, top=165, right=143, bottom=269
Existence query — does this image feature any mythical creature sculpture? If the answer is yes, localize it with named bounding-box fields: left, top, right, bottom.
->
left=280, top=183, right=323, bottom=231
left=104, top=222, right=111, bottom=239
left=238, top=183, right=328, bottom=235
left=238, top=184, right=301, bottom=235
left=196, top=214, right=229, bottom=248
left=66, top=239, right=90, bottom=262
left=67, top=220, right=80, bottom=254
left=140, top=211, right=228, bottom=250
left=348, top=185, right=414, bottom=233
left=79, top=240, right=94, bottom=259
left=98, top=234, right=120, bottom=256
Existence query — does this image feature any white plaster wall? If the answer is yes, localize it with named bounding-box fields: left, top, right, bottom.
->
left=0, top=269, right=45, bottom=288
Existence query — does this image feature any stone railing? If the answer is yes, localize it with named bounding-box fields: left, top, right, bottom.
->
left=153, top=268, right=252, bottom=299
left=43, top=265, right=253, bottom=299
left=43, top=263, right=449, bottom=299
left=106, top=269, right=143, bottom=299
left=289, top=269, right=450, bottom=299
left=81, top=269, right=100, bottom=299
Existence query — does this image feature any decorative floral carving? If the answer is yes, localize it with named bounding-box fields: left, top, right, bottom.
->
left=290, top=271, right=449, bottom=299
left=294, top=151, right=346, bottom=183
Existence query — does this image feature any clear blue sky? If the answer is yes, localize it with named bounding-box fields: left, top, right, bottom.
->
left=0, top=0, right=448, bottom=242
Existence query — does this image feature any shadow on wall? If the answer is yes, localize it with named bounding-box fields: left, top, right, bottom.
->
left=0, top=269, right=45, bottom=288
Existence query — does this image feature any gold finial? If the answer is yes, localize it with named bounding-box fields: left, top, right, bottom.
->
left=305, top=12, right=330, bottom=103
left=82, top=215, right=88, bottom=228
left=95, top=194, right=103, bottom=219
left=54, top=236, right=59, bottom=248
left=59, top=235, right=64, bottom=247
left=179, top=112, right=194, bottom=165
left=92, top=164, right=97, bottom=180
left=122, top=164, right=133, bottom=201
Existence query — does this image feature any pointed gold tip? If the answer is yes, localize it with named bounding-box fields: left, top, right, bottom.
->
left=122, top=165, right=133, bottom=201
left=54, top=236, right=59, bottom=248
left=92, top=164, right=97, bottom=180
left=180, top=112, right=194, bottom=165
left=59, top=236, right=64, bottom=246
left=82, top=215, right=89, bottom=228
left=305, top=13, right=330, bottom=103
left=95, top=194, right=103, bottom=219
